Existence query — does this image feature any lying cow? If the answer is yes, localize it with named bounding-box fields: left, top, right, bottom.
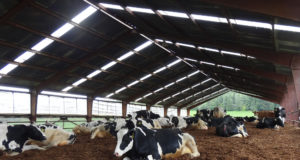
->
left=130, top=110, right=160, bottom=120
left=244, top=116, right=258, bottom=123
left=73, top=120, right=106, bottom=135
left=212, top=107, right=226, bottom=118
left=196, top=109, right=212, bottom=123
left=216, top=116, right=248, bottom=138
left=114, top=126, right=200, bottom=159
left=256, top=117, right=284, bottom=129
left=91, top=118, right=161, bottom=139
left=0, top=124, right=46, bottom=155
left=170, top=116, right=207, bottom=130
left=274, top=107, right=286, bottom=124
left=26, top=124, right=76, bottom=148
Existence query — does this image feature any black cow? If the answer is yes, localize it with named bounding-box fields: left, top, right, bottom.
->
left=244, top=116, right=258, bottom=123
left=0, top=124, right=46, bottom=155
left=216, top=116, right=249, bottom=138
left=234, top=117, right=245, bottom=122
left=114, top=126, right=200, bottom=159
left=256, top=117, right=284, bottom=129
left=208, top=117, right=225, bottom=127
left=274, top=107, right=286, bottom=124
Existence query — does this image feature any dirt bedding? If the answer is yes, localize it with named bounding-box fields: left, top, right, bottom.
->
left=1, top=123, right=300, bottom=160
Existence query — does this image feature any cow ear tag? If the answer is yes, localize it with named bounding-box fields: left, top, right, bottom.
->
left=41, top=128, right=45, bottom=132
left=138, top=121, right=142, bottom=125
left=131, top=133, right=134, bottom=139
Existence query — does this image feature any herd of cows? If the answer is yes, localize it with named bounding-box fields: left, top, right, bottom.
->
left=0, top=106, right=286, bottom=159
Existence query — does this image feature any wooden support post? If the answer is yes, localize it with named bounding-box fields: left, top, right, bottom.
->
left=187, top=109, right=190, bottom=116
left=30, top=90, right=38, bottom=123
left=122, top=101, right=128, bottom=118
left=164, top=107, right=168, bottom=117
left=177, top=108, right=181, bottom=116
left=146, top=104, right=151, bottom=111
left=291, top=55, right=300, bottom=110
left=86, top=96, right=94, bottom=122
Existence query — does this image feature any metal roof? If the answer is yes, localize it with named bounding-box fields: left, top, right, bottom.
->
left=0, top=0, right=298, bottom=109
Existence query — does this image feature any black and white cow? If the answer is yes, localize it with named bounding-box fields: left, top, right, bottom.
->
left=274, top=107, right=286, bottom=124
left=196, top=109, right=212, bottom=123
left=244, top=116, right=258, bottom=123
left=0, top=124, right=46, bottom=155
left=114, top=126, right=200, bottom=159
left=256, top=117, right=284, bottom=129
left=216, top=116, right=248, bottom=138
left=157, top=117, right=172, bottom=127
left=207, top=117, right=225, bottom=127
left=212, top=107, right=226, bottom=118
left=91, top=118, right=161, bottom=139
left=130, top=110, right=161, bottom=120
left=73, top=120, right=106, bottom=134
left=170, top=116, right=207, bottom=130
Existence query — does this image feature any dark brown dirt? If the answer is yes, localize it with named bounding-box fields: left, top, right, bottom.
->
left=1, top=123, right=300, bottom=160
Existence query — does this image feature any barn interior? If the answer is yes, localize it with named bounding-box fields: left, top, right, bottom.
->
left=0, top=0, right=300, bottom=159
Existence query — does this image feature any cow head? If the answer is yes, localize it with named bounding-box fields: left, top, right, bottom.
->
left=114, top=128, right=135, bottom=157
left=274, top=118, right=284, bottom=127
left=236, top=123, right=248, bottom=137
left=26, top=125, right=46, bottom=141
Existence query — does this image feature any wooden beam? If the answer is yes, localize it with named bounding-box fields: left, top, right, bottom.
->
left=177, top=108, right=181, bottom=116
left=122, top=101, right=128, bottom=118
left=164, top=106, right=168, bottom=117
left=30, top=89, right=38, bottom=123
left=86, top=96, right=94, bottom=122
left=146, top=104, right=151, bottom=111
left=187, top=108, right=190, bottom=116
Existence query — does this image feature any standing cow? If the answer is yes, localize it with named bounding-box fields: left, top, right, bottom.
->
left=114, top=126, right=200, bottom=159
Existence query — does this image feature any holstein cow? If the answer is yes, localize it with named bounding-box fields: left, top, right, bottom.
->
left=216, top=116, right=249, bottom=138
left=244, top=116, right=258, bottom=123
left=114, top=126, right=200, bottom=159
left=157, top=117, right=172, bottom=127
left=130, top=110, right=160, bottom=120
left=73, top=120, right=106, bottom=135
left=26, top=124, right=76, bottom=149
left=0, top=124, right=46, bottom=155
left=170, top=116, right=207, bottom=130
left=91, top=118, right=161, bottom=139
left=212, top=107, right=226, bottom=118
left=256, top=117, right=284, bottom=129
left=274, top=107, right=286, bottom=124
left=196, top=109, right=212, bottom=123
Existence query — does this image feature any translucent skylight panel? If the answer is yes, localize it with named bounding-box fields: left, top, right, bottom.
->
left=72, top=6, right=97, bottom=24
left=135, top=97, right=143, bottom=102
left=128, top=80, right=139, bottom=87
left=143, top=92, right=153, bottom=98
left=167, top=59, right=181, bottom=68
left=127, top=6, right=155, bottom=14
left=14, top=52, right=35, bottom=63
left=201, top=78, right=211, bottom=84
left=31, top=38, right=54, bottom=51
left=187, top=70, right=200, bottom=77
left=117, top=51, right=134, bottom=61
left=62, top=86, right=73, bottom=92
left=221, top=50, right=245, bottom=57
left=230, top=19, right=272, bottom=29
left=274, top=24, right=300, bottom=32
left=184, top=58, right=198, bottom=62
left=164, top=82, right=175, bottom=88
left=51, top=23, right=74, bottom=38
left=157, top=10, right=189, bottom=19
left=192, top=83, right=201, bottom=88
left=153, top=66, right=167, bottom=74
left=154, top=88, right=164, bottom=93
left=106, top=93, right=114, bottom=98
left=201, top=61, right=215, bottom=66
left=176, top=76, right=187, bottom=82
left=219, top=65, right=235, bottom=70
left=176, top=42, right=195, bottom=48
left=163, top=96, right=171, bottom=101
left=191, top=14, right=227, bottom=23
left=140, top=74, right=152, bottom=81
left=172, top=92, right=181, bottom=97
left=100, top=3, right=124, bottom=10
left=72, top=78, right=87, bottom=86
left=0, top=85, right=29, bottom=92
left=199, top=47, right=219, bottom=53
left=155, top=39, right=164, bottom=42
left=165, top=40, right=173, bottom=44
left=115, top=87, right=126, bottom=93
left=0, top=64, right=18, bottom=74
left=101, top=61, right=117, bottom=70
left=134, top=41, right=153, bottom=52
left=41, top=91, right=87, bottom=98
left=87, top=70, right=101, bottom=78
left=181, top=88, right=190, bottom=93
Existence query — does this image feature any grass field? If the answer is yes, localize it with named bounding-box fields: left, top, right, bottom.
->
left=190, top=110, right=254, bottom=117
